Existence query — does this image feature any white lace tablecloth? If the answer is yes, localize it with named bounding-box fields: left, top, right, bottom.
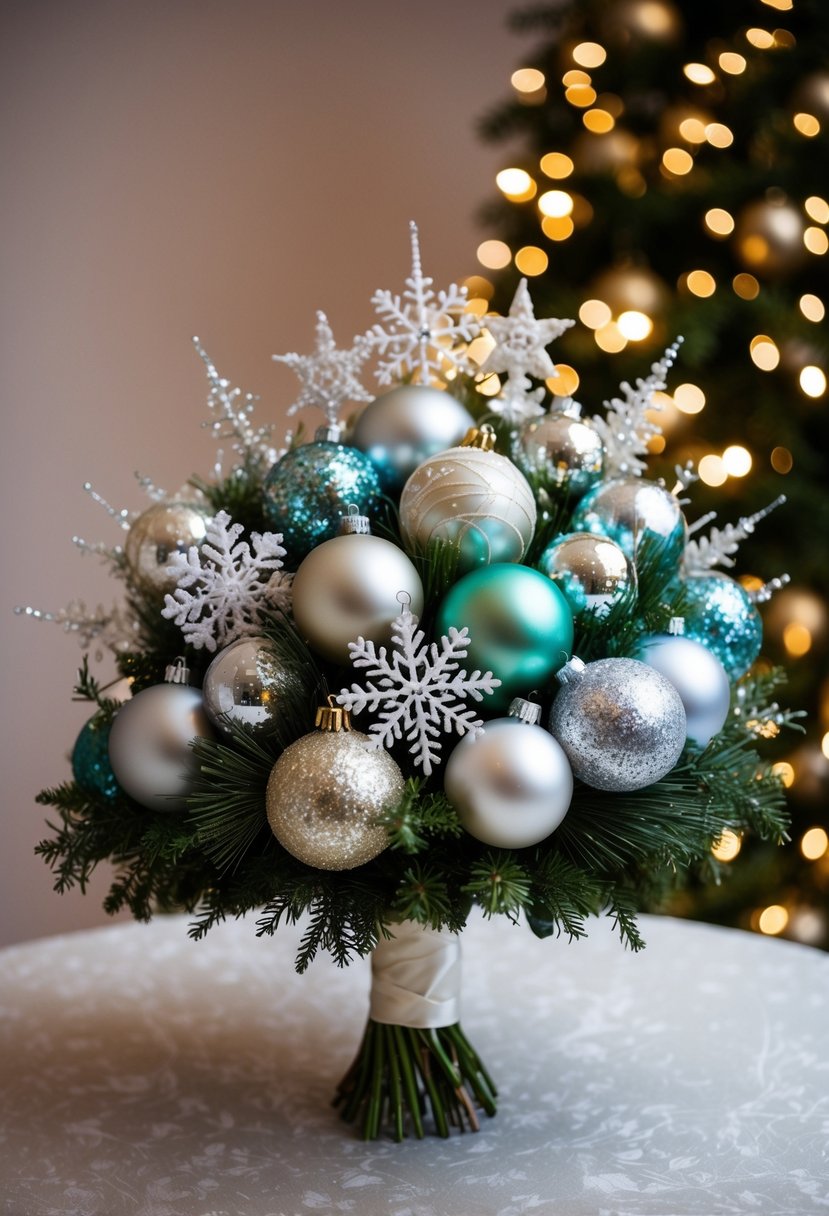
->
left=1, top=912, right=827, bottom=1216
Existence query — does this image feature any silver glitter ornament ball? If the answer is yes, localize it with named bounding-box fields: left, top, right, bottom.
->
left=516, top=406, right=604, bottom=499
left=537, top=531, right=632, bottom=619
left=349, top=385, right=474, bottom=494
left=549, top=657, right=686, bottom=791
left=108, top=683, right=216, bottom=811
left=291, top=532, right=424, bottom=664
left=399, top=443, right=536, bottom=572
left=202, top=635, right=302, bottom=737
left=266, top=729, right=403, bottom=869
left=637, top=628, right=731, bottom=748
left=124, top=501, right=208, bottom=595
left=445, top=717, right=573, bottom=849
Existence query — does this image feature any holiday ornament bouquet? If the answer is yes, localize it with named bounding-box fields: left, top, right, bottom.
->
left=25, top=224, right=799, bottom=1141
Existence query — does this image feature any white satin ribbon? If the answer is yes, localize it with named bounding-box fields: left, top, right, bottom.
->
left=369, top=919, right=461, bottom=1029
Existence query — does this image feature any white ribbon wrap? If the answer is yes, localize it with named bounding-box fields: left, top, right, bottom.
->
left=369, top=920, right=461, bottom=1029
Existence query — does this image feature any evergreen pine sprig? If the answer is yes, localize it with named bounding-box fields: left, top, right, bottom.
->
left=378, top=779, right=464, bottom=854
left=462, top=851, right=531, bottom=920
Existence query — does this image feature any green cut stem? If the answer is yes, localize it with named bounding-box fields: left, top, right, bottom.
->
left=333, top=1019, right=498, bottom=1142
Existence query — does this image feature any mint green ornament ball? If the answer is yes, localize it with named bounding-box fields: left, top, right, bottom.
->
left=435, top=564, right=573, bottom=711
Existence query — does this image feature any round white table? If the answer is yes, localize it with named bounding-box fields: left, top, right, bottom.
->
left=0, top=912, right=826, bottom=1216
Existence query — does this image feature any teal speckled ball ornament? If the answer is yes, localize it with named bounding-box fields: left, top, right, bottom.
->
left=570, top=475, right=687, bottom=572
left=677, top=572, right=763, bottom=680
left=72, top=713, right=120, bottom=800
left=263, top=430, right=381, bottom=567
left=435, top=563, right=573, bottom=711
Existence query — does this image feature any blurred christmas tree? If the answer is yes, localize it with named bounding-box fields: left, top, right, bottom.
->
left=475, top=0, right=829, bottom=947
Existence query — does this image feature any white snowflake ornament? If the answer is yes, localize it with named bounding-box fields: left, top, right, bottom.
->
left=162, top=510, right=291, bottom=652
left=272, top=311, right=373, bottom=426
left=481, top=278, right=574, bottom=386
left=368, top=221, right=480, bottom=386
left=337, top=599, right=501, bottom=776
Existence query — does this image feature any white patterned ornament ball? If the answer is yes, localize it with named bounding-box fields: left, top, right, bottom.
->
left=399, top=445, right=536, bottom=572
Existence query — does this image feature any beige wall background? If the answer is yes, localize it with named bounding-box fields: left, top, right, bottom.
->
left=0, top=0, right=525, bottom=948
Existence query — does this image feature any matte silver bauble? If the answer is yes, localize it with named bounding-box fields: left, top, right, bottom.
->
left=107, top=683, right=215, bottom=811
left=202, top=635, right=301, bottom=736
left=266, top=728, right=403, bottom=869
left=291, top=532, right=424, bottom=664
left=516, top=407, right=604, bottom=498
left=444, top=717, right=573, bottom=848
left=399, top=443, right=536, bottom=572
left=537, top=531, right=632, bottom=619
left=636, top=627, right=731, bottom=748
left=124, top=501, right=208, bottom=595
left=349, top=385, right=474, bottom=493
left=549, top=657, right=686, bottom=791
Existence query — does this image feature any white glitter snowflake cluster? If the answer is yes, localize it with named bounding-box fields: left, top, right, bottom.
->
left=684, top=495, right=787, bottom=574
left=195, top=338, right=279, bottom=477
left=337, top=604, right=501, bottom=776
left=483, top=278, right=575, bottom=424
left=591, top=338, right=683, bottom=478
left=161, top=510, right=291, bottom=652
left=272, top=311, right=373, bottom=426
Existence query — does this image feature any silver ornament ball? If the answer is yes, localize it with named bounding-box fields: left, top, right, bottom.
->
left=124, top=501, right=208, bottom=595
left=444, top=718, right=573, bottom=848
left=349, top=385, right=475, bottom=493
left=636, top=628, right=731, bottom=748
left=571, top=475, right=687, bottom=568
left=291, top=532, right=424, bottom=664
left=538, top=532, right=633, bottom=619
left=516, top=408, right=604, bottom=498
left=202, top=635, right=302, bottom=736
left=549, top=657, right=686, bottom=791
left=266, top=728, right=403, bottom=869
left=399, top=443, right=536, bottom=572
left=108, top=683, right=216, bottom=811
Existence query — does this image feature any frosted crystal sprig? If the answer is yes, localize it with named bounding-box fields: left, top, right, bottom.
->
left=592, top=338, right=683, bottom=478
left=194, top=338, right=279, bottom=477
left=14, top=600, right=140, bottom=655
left=684, top=496, right=787, bottom=573
left=368, top=221, right=480, bottom=386
left=272, top=311, right=373, bottom=426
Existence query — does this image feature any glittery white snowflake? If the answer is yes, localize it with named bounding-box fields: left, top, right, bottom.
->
left=684, top=495, right=787, bottom=574
left=482, top=278, right=574, bottom=383
left=337, top=604, right=501, bottom=775
left=591, top=339, right=683, bottom=478
left=368, top=221, right=480, bottom=386
left=272, top=311, right=373, bottom=426
left=486, top=376, right=547, bottom=425
left=162, top=510, right=291, bottom=652
left=194, top=338, right=279, bottom=477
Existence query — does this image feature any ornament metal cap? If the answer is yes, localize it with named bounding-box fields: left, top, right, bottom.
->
left=668, top=616, right=686, bottom=636
left=555, top=656, right=585, bottom=686
left=339, top=503, right=371, bottom=535
left=556, top=396, right=583, bottom=419
left=508, top=697, right=542, bottom=725
left=316, top=695, right=352, bottom=733
left=164, top=656, right=190, bottom=685
left=315, top=422, right=344, bottom=444
left=459, top=423, right=497, bottom=452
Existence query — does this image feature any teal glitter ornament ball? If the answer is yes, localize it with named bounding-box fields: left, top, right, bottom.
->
left=263, top=433, right=382, bottom=566
left=570, top=475, right=687, bottom=572
left=678, top=572, right=763, bottom=680
left=435, top=563, right=573, bottom=711
left=72, top=713, right=120, bottom=800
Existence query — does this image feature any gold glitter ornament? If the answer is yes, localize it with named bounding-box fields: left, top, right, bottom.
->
left=266, top=701, right=404, bottom=870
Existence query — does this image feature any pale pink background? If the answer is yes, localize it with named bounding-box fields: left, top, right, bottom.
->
left=1, top=0, right=526, bottom=948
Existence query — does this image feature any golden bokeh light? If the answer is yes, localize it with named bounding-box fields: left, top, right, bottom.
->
left=462, top=275, right=494, bottom=301
left=799, top=293, right=825, bottom=322
left=801, top=826, right=829, bottom=860
left=466, top=330, right=497, bottom=366
left=705, top=122, right=734, bottom=148
left=733, top=272, right=760, bottom=300
left=683, top=63, right=716, bottom=86
left=771, top=446, right=793, bottom=474
left=583, top=109, right=616, bottom=134
left=511, top=68, right=546, bottom=93
left=538, top=189, right=574, bottom=218
left=573, top=41, right=607, bottom=68
left=540, top=152, right=574, bottom=179
left=722, top=445, right=752, bottom=477
left=749, top=335, right=780, bottom=371
left=562, top=69, right=591, bottom=87
left=773, top=761, right=795, bottom=788
left=679, top=117, right=708, bottom=143
left=674, top=382, right=706, bottom=413
left=719, top=52, right=747, bottom=74
left=477, top=239, right=512, bottom=270
left=698, top=453, right=727, bottom=486
left=705, top=208, right=735, bottom=237
left=800, top=365, right=827, bottom=397
left=761, top=0, right=793, bottom=10
left=476, top=372, right=502, bottom=398
left=594, top=322, right=627, bottom=353
left=578, top=299, right=613, bottom=330
left=686, top=269, right=717, bottom=297
left=783, top=621, right=812, bottom=656
left=746, top=28, right=775, bottom=49
left=541, top=215, right=575, bottom=241
left=662, top=147, right=694, bottom=175
left=712, top=830, right=742, bottom=862
left=804, top=226, right=829, bottom=255
left=758, top=904, right=789, bottom=935
left=515, top=245, right=549, bottom=276
left=805, top=195, right=829, bottom=224
left=617, top=310, right=653, bottom=341
left=495, top=168, right=537, bottom=200
left=793, top=112, right=821, bottom=137
left=549, top=364, right=580, bottom=396
left=566, top=84, right=597, bottom=108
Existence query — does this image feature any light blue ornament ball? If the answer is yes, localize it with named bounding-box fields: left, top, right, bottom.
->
left=72, top=713, right=120, bottom=800
left=263, top=439, right=381, bottom=567
left=435, top=563, right=573, bottom=711
left=349, top=385, right=474, bottom=494
left=570, top=475, right=687, bottom=572
left=636, top=630, right=731, bottom=747
left=677, top=572, right=763, bottom=680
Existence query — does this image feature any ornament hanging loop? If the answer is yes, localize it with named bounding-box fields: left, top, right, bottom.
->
left=164, top=656, right=190, bottom=685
